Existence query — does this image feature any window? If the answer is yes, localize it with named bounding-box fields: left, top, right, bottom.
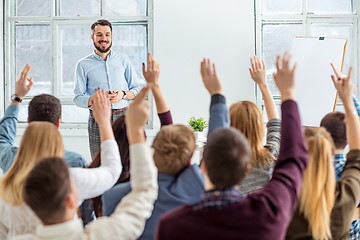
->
left=4, top=0, right=153, bottom=126
left=255, top=0, right=358, bottom=116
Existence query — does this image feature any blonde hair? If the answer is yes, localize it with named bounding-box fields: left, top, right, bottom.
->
left=152, top=125, right=196, bottom=175
left=229, top=101, right=274, bottom=167
left=299, top=127, right=336, bottom=239
left=0, top=122, right=64, bottom=205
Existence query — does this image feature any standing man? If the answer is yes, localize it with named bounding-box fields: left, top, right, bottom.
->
left=74, top=19, right=143, bottom=159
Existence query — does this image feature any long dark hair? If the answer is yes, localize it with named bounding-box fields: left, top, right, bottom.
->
left=88, top=115, right=130, bottom=216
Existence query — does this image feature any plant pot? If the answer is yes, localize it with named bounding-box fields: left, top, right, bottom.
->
left=194, top=131, right=204, bottom=142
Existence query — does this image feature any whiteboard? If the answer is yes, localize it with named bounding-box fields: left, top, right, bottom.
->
left=290, top=37, right=347, bottom=126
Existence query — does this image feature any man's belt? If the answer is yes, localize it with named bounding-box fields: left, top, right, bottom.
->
left=111, top=107, right=127, bottom=115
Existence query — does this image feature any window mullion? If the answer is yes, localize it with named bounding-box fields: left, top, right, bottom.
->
left=101, top=0, right=106, bottom=16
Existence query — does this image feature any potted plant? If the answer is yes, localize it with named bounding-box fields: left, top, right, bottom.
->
left=188, top=117, right=208, bottom=142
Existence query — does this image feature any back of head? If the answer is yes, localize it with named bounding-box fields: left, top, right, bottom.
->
left=229, top=100, right=273, bottom=167
left=23, top=157, right=71, bottom=224
left=299, top=127, right=336, bottom=239
left=28, top=94, right=61, bottom=125
left=204, top=127, right=252, bottom=189
left=0, top=122, right=64, bottom=205
left=152, top=125, right=196, bottom=175
left=320, top=111, right=347, bottom=150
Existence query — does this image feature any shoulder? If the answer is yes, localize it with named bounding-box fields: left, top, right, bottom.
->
left=112, top=52, right=132, bottom=64
left=76, top=53, right=96, bottom=68
left=64, top=150, right=87, bottom=168
left=159, top=204, right=192, bottom=223
left=176, top=165, right=204, bottom=189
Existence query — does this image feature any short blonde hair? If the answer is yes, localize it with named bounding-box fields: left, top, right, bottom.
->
left=299, top=127, right=336, bottom=239
left=0, top=122, right=64, bottom=205
left=230, top=100, right=274, bottom=167
left=152, top=125, right=196, bottom=175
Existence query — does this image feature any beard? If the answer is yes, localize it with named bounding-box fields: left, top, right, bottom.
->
left=94, top=40, right=112, bottom=53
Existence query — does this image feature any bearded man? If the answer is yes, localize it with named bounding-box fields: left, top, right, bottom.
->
left=73, top=19, right=142, bottom=159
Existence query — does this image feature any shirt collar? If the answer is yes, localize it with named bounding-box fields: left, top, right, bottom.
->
left=36, top=219, right=83, bottom=238
left=91, top=50, right=112, bottom=61
left=192, top=187, right=243, bottom=210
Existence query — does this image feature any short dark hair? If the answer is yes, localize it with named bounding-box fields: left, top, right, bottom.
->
left=28, top=94, right=61, bottom=125
left=23, top=157, right=71, bottom=224
left=320, top=111, right=347, bottom=149
left=91, top=19, right=112, bottom=34
left=203, top=128, right=252, bottom=189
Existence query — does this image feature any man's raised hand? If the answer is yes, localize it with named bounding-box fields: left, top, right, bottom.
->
left=15, top=64, right=34, bottom=100
left=200, top=59, right=223, bottom=96
left=330, top=63, right=353, bottom=104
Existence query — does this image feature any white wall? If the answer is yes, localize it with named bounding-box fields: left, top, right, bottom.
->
left=7, top=0, right=255, bottom=166
left=152, top=0, right=255, bottom=129
left=0, top=1, right=3, bottom=119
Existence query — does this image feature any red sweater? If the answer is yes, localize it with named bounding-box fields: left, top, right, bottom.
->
left=156, top=100, right=309, bottom=240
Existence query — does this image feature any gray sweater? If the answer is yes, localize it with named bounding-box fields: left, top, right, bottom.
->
left=239, top=118, right=281, bottom=194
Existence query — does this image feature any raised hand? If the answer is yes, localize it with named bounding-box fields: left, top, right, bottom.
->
left=125, top=86, right=151, bottom=144
left=15, top=64, right=34, bottom=100
left=250, top=57, right=267, bottom=87
left=92, top=89, right=111, bottom=127
left=251, top=57, right=279, bottom=120
left=273, top=52, right=297, bottom=101
left=200, top=59, right=223, bottom=95
left=143, top=54, right=160, bottom=86
left=330, top=63, right=353, bottom=104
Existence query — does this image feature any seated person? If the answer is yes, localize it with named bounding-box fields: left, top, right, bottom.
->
left=13, top=86, right=158, bottom=240
left=286, top=65, right=360, bottom=239
left=102, top=56, right=229, bottom=240
left=0, top=86, right=120, bottom=239
left=156, top=53, right=309, bottom=240
left=231, top=57, right=281, bottom=194
left=0, top=64, right=86, bottom=173
left=320, top=63, right=360, bottom=240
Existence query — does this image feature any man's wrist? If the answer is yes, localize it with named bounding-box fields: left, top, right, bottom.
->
left=11, top=94, right=23, bottom=105
left=11, top=100, right=21, bottom=106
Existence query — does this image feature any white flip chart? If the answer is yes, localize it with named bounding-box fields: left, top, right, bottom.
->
left=290, top=37, right=347, bottom=126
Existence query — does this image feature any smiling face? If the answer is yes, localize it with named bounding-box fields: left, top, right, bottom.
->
left=91, top=25, right=113, bottom=53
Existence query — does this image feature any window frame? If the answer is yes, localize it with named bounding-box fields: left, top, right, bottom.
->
left=3, top=0, right=154, bottom=128
left=255, top=0, right=359, bottom=114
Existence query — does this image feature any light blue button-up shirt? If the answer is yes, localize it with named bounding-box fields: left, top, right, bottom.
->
left=73, top=51, right=143, bottom=109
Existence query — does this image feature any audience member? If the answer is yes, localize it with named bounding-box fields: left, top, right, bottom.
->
left=101, top=57, right=229, bottom=240
left=13, top=86, right=158, bottom=240
left=286, top=65, right=360, bottom=239
left=155, top=52, right=309, bottom=240
left=285, top=127, right=336, bottom=239
left=320, top=63, right=360, bottom=240
left=0, top=65, right=86, bottom=173
left=230, top=57, right=280, bottom=194
left=0, top=121, right=64, bottom=239
left=0, top=78, right=121, bottom=239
